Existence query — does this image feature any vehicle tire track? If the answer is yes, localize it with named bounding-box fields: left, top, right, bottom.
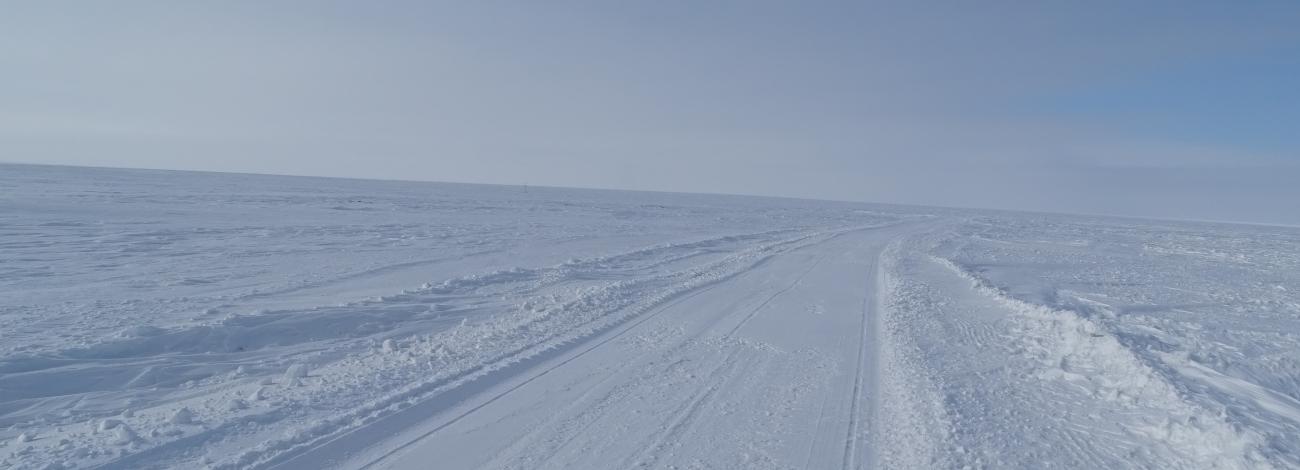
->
left=352, top=278, right=733, bottom=470
left=803, top=325, right=852, bottom=469
left=842, top=252, right=882, bottom=470
left=343, top=230, right=859, bottom=470
left=620, top=348, right=746, bottom=469
left=724, top=252, right=828, bottom=337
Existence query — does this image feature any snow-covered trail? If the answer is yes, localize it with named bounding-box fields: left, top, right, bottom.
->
left=274, top=223, right=921, bottom=470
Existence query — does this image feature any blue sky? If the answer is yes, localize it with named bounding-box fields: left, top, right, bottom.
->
left=3, top=1, right=1299, bottom=224
left=1035, top=53, right=1300, bottom=157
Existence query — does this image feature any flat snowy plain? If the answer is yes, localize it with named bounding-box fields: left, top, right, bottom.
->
left=3, top=163, right=1299, bottom=469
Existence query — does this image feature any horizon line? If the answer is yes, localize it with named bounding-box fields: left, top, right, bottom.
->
left=6, top=159, right=1298, bottom=230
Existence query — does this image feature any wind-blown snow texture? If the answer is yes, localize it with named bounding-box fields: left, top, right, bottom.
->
left=2, top=163, right=1298, bottom=469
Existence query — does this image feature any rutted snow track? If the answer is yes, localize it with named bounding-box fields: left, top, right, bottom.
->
left=307, top=222, right=920, bottom=470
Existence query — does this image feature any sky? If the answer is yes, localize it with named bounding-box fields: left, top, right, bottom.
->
left=3, top=1, right=1299, bottom=224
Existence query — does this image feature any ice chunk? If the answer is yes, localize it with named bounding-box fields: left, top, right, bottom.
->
left=111, top=426, right=138, bottom=446
left=169, top=407, right=195, bottom=425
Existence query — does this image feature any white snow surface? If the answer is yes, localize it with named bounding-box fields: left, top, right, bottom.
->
left=2, top=163, right=1299, bottom=469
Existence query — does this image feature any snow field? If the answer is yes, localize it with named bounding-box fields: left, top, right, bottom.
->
left=5, top=164, right=1299, bottom=469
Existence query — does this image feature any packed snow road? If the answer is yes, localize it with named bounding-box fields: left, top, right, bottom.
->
left=277, top=222, right=919, bottom=470
left=4, top=164, right=1300, bottom=469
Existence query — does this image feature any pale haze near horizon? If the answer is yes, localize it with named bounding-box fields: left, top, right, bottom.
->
left=3, top=1, right=1299, bottom=225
